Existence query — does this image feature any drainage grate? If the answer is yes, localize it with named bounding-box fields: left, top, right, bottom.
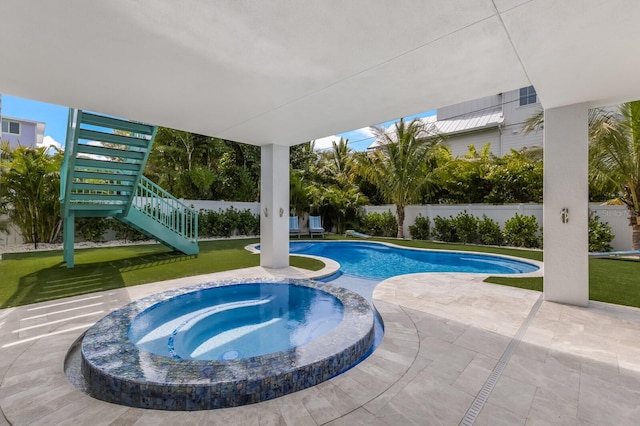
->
left=459, top=294, right=543, bottom=426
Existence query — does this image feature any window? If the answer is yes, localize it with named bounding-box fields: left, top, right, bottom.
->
left=1, top=120, right=20, bottom=135
left=519, top=86, right=537, bottom=106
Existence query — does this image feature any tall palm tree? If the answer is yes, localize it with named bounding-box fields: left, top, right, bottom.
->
left=589, top=101, right=640, bottom=249
left=356, top=118, right=444, bottom=238
left=525, top=102, right=640, bottom=249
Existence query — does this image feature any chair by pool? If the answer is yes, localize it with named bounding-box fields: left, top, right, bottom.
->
left=589, top=249, right=640, bottom=258
left=289, top=216, right=301, bottom=238
left=345, top=229, right=371, bottom=239
left=309, top=216, right=325, bottom=238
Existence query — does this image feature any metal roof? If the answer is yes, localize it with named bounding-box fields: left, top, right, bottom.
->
left=367, top=107, right=503, bottom=149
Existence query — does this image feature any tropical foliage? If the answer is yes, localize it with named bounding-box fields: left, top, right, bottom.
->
left=354, top=119, right=445, bottom=238
left=525, top=101, right=640, bottom=249
left=145, top=128, right=260, bottom=201
left=588, top=102, right=640, bottom=249
left=0, top=142, right=63, bottom=244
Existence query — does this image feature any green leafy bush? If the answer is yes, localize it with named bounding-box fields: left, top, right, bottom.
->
left=198, top=208, right=259, bottom=238
left=432, top=216, right=458, bottom=242
left=361, top=211, right=397, bottom=237
left=503, top=213, right=541, bottom=248
left=235, top=209, right=260, bottom=236
left=408, top=215, right=430, bottom=240
left=478, top=215, right=503, bottom=246
left=452, top=211, right=478, bottom=244
left=76, top=218, right=109, bottom=242
left=589, top=215, right=614, bottom=252
left=109, top=219, right=147, bottom=242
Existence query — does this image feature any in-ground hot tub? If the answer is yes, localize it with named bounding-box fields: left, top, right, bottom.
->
left=80, top=278, right=375, bottom=411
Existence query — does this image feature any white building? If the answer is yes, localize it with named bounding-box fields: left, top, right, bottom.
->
left=369, top=86, right=542, bottom=157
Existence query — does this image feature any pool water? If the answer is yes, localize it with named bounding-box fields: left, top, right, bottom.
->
left=129, top=283, right=344, bottom=361
left=290, top=241, right=538, bottom=279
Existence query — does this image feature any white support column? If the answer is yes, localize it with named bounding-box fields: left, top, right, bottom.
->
left=260, top=144, right=289, bottom=268
left=543, top=103, right=589, bottom=306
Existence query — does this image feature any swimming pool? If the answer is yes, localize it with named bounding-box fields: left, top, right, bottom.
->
left=288, top=241, right=539, bottom=279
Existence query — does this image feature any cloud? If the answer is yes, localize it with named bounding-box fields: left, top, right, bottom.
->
left=312, top=134, right=342, bottom=151
left=37, top=135, right=63, bottom=152
left=351, top=126, right=376, bottom=139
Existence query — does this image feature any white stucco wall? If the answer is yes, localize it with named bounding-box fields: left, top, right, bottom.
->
left=364, top=203, right=632, bottom=251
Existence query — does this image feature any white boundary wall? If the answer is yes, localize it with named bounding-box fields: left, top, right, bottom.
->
left=364, top=203, right=632, bottom=251
left=0, top=201, right=632, bottom=250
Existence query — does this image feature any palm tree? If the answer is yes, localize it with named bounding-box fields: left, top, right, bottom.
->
left=356, top=118, right=444, bottom=238
left=589, top=102, right=640, bottom=249
left=0, top=143, right=63, bottom=244
left=524, top=102, right=640, bottom=249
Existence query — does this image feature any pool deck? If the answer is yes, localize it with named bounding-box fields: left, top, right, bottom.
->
left=2, top=264, right=640, bottom=425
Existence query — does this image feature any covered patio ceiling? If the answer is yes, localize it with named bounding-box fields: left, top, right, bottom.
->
left=2, top=0, right=640, bottom=146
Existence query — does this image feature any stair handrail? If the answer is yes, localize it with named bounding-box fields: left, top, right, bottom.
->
left=132, top=175, right=198, bottom=243
left=60, top=108, right=82, bottom=215
left=122, top=125, right=158, bottom=215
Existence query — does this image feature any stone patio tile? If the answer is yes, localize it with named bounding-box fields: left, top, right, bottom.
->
left=298, top=386, right=341, bottom=424
left=325, top=407, right=387, bottom=426
left=486, top=374, right=537, bottom=418
left=452, top=352, right=496, bottom=397
left=578, top=370, right=640, bottom=426
left=313, top=381, right=360, bottom=417
left=454, top=327, right=511, bottom=359
left=474, top=400, right=527, bottom=426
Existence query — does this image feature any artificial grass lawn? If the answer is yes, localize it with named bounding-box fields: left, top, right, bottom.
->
left=486, top=258, right=640, bottom=308
left=0, top=239, right=324, bottom=308
left=1, top=236, right=639, bottom=310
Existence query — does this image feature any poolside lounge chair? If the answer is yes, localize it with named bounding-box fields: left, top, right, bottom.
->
left=345, top=229, right=371, bottom=239
left=309, top=215, right=325, bottom=238
left=289, top=216, right=301, bottom=238
left=589, top=249, right=640, bottom=258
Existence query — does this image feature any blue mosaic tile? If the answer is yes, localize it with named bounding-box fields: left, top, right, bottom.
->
left=80, top=278, right=374, bottom=411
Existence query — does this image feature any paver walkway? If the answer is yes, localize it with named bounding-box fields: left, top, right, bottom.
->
left=2, top=264, right=640, bottom=425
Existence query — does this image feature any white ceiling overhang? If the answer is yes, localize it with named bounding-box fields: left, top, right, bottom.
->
left=1, top=0, right=639, bottom=147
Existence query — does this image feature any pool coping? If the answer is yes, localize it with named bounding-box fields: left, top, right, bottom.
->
left=80, top=277, right=375, bottom=410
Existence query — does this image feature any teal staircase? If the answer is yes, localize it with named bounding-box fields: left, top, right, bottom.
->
left=60, top=109, right=198, bottom=267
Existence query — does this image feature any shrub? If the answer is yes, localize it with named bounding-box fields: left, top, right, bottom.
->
left=109, top=219, right=147, bottom=242
left=589, top=215, right=614, bottom=252
left=408, top=215, right=430, bottom=240
left=432, top=215, right=458, bottom=242
left=452, top=211, right=478, bottom=244
left=503, top=213, right=541, bottom=248
left=235, top=209, right=260, bottom=236
left=198, top=207, right=260, bottom=238
left=76, top=217, right=109, bottom=242
left=478, top=215, right=503, bottom=246
left=361, top=211, right=397, bottom=237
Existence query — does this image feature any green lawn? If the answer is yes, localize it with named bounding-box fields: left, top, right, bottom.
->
left=1, top=237, right=638, bottom=310
left=0, top=239, right=324, bottom=308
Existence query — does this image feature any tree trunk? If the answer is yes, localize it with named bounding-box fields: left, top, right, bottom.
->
left=396, top=204, right=405, bottom=239
left=633, top=222, right=640, bottom=250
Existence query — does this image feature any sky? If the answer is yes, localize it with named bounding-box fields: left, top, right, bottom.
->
left=1, top=94, right=435, bottom=152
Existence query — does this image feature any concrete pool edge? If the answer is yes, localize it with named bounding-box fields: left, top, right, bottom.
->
left=79, top=278, right=375, bottom=410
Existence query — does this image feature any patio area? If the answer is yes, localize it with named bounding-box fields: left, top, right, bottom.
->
left=2, top=266, right=640, bottom=425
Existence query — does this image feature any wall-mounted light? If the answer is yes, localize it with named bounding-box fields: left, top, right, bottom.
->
left=561, top=208, right=569, bottom=224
